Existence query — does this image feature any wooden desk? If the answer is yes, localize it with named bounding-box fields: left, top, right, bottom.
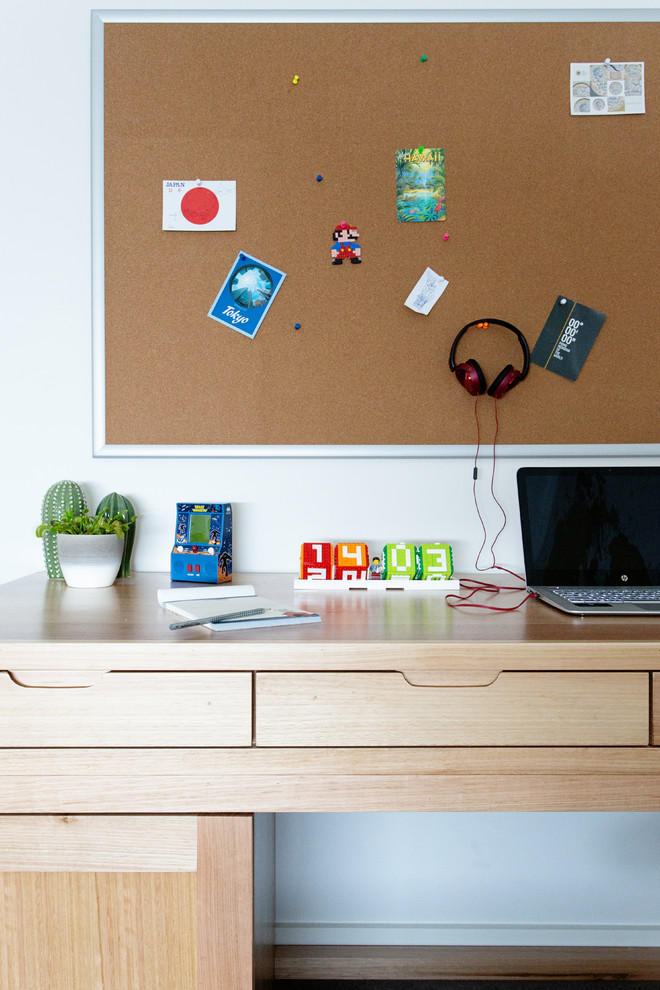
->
left=1, top=571, right=659, bottom=988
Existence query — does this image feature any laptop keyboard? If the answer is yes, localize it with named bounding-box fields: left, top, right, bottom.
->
left=560, top=588, right=660, bottom=605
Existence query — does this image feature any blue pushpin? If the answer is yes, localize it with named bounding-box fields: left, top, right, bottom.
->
left=316, top=174, right=323, bottom=182
left=294, top=323, right=301, bottom=329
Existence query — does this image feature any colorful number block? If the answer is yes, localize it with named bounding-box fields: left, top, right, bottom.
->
left=382, top=543, right=417, bottom=580
left=416, top=543, right=454, bottom=579
left=300, top=542, right=333, bottom=580
left=299, top=541, right=455, bottom=583
left=334, top=542, right=369, bottom=580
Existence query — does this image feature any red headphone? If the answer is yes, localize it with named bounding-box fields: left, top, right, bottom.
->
left=449, top=318, right=530, bottom=398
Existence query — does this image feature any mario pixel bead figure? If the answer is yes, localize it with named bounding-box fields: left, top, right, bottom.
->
left=331, top=221, right=362, bottom=265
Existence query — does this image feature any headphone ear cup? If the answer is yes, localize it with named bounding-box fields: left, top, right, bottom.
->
left=455, top=360, right=487, bottom=396
left=488, top=364, right=523, bottom=398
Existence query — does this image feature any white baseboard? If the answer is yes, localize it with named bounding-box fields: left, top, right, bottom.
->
left=276, top=922, right=660, bottom=947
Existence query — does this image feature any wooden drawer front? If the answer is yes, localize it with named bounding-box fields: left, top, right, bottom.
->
left=255, top=672, right=650, bottom=746
left=0, top=672, right=251, bottom=747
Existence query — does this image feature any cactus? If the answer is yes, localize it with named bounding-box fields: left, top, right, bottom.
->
left=40, top=481, right=87, bottom=578
left=96, top=492, right=136, bottom=578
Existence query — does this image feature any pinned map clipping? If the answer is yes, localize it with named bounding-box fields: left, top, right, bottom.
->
left=530, top=296, right=606, bottom=381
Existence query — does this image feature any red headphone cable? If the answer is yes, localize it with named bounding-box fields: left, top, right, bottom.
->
left=446, top=397, right=537, bottom=612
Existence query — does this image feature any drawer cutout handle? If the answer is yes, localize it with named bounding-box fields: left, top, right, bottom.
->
left=401, top=670, right=502, bottom=687
left=7, top=670, right=109, bottom=689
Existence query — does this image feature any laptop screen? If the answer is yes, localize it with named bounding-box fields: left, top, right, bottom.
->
left=517, top=466, right=660, bottom=587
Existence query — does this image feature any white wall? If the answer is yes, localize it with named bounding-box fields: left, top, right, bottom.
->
left=3, top=0, right=657, bottom=585
left=1, top=0, right=658, bottom=948
left=276, top=812, right=660, bottom=946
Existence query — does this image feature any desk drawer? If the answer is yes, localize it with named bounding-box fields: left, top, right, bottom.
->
left=255, top=672, right=649, bottom=746
left=0, top=672, right=251, bottom=747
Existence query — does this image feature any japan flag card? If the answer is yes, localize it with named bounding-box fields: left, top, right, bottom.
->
left=163, top=180, right=236, bottom=230
left=208, top=252, right=286, bottom=339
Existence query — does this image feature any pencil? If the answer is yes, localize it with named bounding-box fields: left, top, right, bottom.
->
left=169, top=607, right=268, bottom=630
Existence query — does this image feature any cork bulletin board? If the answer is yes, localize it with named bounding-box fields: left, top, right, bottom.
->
left=92, top=12, right=660, bottom=455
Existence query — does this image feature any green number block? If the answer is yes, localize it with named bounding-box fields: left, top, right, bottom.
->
left=416, top=543, right=454, bottom=580
left=383, top=543, right=417, bottom=580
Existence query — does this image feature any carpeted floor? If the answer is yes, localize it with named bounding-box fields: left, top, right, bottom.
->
left=276, top=982, right=657, bottom=989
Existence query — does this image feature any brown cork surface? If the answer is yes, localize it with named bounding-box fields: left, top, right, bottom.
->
left=102, top=21, right=660, bottom=446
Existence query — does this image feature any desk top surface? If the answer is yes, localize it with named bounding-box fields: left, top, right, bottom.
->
left=0, top=572, right=658, bottom=671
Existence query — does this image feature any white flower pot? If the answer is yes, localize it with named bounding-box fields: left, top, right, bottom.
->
left=57, top=534, right=124, bottom=588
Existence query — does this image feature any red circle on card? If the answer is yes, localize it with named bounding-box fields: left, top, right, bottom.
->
left=180, top=186, right=220, bottom=225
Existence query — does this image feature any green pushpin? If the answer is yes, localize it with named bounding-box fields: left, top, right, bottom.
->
left=418, top=145, right=424, bottom=154
left=420, top=54, right=428, bottom=62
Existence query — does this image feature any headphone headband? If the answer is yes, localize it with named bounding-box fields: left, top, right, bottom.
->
left=448, top=318, right=530, bottom=378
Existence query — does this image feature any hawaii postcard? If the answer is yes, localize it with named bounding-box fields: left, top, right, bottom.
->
left=396, top=148, right=446, bottom=222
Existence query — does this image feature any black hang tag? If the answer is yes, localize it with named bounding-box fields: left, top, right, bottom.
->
left=530, top=296, right=607, bottom=381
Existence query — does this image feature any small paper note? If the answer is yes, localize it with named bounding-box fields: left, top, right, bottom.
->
left=163, top=180, right=236, bottom=230
left=208, top=252, right=286, bottom=339
left=530, top=296, right=606, bottom=381
left=404, top=268, right=448, bottom=315
left=570, top=62, right=645, bottom=115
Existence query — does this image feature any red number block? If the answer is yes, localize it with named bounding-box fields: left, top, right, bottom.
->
left=300, top=542, right=333, bottom=579
left=334, top=542, right=369, bottom=580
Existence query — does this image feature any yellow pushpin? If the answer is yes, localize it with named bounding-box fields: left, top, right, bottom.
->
left=293, top=75, right=300, bottom=84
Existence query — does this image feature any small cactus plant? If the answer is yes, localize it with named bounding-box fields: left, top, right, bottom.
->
left=96, top=492, right=137, bottom=578
left=40, top=481, right=88, bottom=578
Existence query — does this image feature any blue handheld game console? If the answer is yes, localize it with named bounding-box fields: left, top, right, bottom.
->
left=170, top=502, right=232, bottom=583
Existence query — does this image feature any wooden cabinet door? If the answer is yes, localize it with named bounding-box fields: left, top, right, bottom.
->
left=0, top=814, right=273, bottom=990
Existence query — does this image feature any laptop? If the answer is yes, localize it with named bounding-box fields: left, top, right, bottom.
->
left=517, top=466, right=660, bottom=615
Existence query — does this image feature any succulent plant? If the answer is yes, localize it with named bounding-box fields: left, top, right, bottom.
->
left=36, top=508, right=133, bottom=539
left=40, top=480, right=87, bottom=578
left=96, top=492, right=137, bottom=578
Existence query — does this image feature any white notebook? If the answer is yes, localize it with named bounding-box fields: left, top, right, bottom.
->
left=158, top=585, right=320, bottom=630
